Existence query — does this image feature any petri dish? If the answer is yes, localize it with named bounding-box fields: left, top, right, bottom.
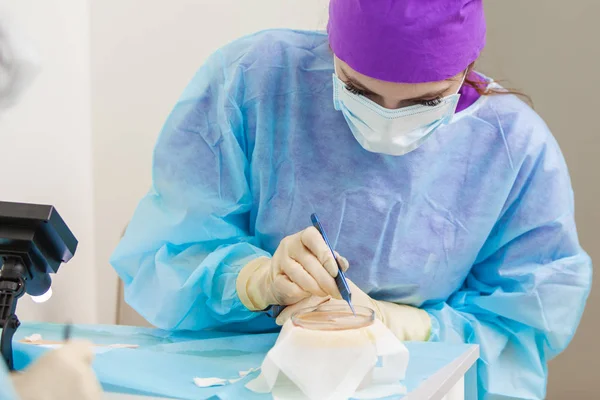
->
left=291, top=305, right=374, bottom=331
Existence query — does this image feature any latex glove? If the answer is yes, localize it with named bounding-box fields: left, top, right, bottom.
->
left=10, top=341, right=102, bottom=400
left=236, top=226, right=350, bottom=311
left=276, top=281, right=431, bottom=341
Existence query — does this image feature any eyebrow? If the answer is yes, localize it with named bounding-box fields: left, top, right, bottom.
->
left=341, top=66, right=452, bottom=101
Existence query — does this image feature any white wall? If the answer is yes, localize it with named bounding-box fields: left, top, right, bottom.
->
left=91, top=0, right=330, bottom=324
left=0, top=0, right=96, bottom=323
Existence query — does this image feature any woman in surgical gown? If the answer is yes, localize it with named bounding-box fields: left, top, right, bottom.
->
left=111, top=1, right=592, bottom=399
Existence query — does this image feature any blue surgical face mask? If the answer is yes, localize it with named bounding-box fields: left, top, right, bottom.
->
left=333, top=71, right=466, bottom=156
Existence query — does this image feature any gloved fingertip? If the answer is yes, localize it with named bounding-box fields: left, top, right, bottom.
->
left=333, top=252, right=349, bottom=272
left=340, top=257, right=350, bottom=272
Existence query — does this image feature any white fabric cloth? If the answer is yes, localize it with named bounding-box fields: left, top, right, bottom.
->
left=247, top=319, right=409, bottom=400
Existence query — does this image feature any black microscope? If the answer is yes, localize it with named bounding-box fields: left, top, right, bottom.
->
left=0, top=201, right=77, bottom=370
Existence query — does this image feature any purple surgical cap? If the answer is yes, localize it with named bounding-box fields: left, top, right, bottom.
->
left=327, top=0, right=486, bottom=83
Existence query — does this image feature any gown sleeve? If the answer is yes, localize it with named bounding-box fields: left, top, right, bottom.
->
left=111, top=50, right=274, bottom=331
left=425, top=132, right=592, bottom=399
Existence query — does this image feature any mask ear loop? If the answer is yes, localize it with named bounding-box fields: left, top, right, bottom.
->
left=447, top=69, right=471, bottom=124
left=333, top=57, right=340, bottom=78
left=455, top=69, right=469, bottom=95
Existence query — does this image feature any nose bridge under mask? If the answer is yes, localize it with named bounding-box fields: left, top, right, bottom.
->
left=332, top=70, right=463, bottom=156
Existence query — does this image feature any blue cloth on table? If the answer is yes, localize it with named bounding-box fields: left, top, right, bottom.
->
left=12, top=323, right=475, bottom=400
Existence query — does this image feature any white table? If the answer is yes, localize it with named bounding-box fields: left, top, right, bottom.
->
left=407, top=344, right=479, bottom=400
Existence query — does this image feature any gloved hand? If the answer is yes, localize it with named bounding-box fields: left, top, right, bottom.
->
left=10, top=341, right=102, bottom=400
left=276, top=280, right=431, bottom=341
left=236, top=226, right=349, bottom=311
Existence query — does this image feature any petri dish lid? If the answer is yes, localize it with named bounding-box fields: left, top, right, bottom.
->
left=292, top=305, right=375, bottom=331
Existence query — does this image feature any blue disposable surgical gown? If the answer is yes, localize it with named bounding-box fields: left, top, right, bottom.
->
left=111, top=30, right=592, bottom=399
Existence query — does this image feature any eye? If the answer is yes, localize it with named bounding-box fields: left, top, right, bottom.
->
left=417, top=97, right=443, bottom=107
left=345, top=82, right=366, bottom=96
